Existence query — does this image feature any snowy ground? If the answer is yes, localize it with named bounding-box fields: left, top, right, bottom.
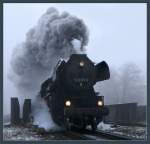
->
left=3, top=123, right=147, bottom=140
left=3, top=124, right=80, bottom=140
left=3, top=125, right=42, bottom=141
left=97, top=122, right=147, bottom=140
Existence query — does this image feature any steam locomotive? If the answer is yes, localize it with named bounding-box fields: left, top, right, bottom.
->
left=40, top=54, right=110, bottom=131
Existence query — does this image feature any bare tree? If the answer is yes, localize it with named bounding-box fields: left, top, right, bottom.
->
left=95, top=63, right=146, bottom=105
left=119, top=63, right=146, bottom=105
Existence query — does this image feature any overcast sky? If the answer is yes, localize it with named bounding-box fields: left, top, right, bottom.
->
left=3, top=3, right=147, bottom=115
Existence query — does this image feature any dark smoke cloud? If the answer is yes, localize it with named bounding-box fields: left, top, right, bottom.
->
left=9, top=7, right=89, bottom=95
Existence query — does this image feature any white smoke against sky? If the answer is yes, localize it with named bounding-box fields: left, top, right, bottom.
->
left=9, top=7, right=89, bottom=130
left=71, top=39, right=85, bottom=54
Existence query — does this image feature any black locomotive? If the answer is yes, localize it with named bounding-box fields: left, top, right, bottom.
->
left=40, top=54, right=110, bottom=131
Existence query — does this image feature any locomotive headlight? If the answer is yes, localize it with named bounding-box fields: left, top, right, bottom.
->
left=97, top=101, right=103, bottom=107
left=65, top=100, right=71, bottom=107
left=79, top=61, right=84, bottom=67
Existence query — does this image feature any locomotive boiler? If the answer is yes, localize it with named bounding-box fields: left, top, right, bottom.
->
left=40, top=54, right=110, bottom=131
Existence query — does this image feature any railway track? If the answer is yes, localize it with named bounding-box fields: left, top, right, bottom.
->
left=91, top=130, right=133, bottom=140
left=30, top=124, right=141, bottom=140
left=82, top=130, right=132, bottom=140
left=34, top=128, right=133, bottom=140
left=37, top=131, right=92, bottom=140
left=70, top=128, right=134, bottom=140
left=62, top=131, right=94, bottom=140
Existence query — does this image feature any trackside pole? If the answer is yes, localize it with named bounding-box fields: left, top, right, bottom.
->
left=11, top=97, right=20, bottom=125
left=23, top=99, right=32, bottom=124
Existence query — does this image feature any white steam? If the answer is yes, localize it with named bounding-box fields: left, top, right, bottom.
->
left=71, top=39, right=84, bottom=54
left=9, top=7, right=89, bottom=131
left=32, top=96, right=61, bottom=131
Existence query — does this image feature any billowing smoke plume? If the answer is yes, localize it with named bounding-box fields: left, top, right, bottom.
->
left=9, top=7, right=89, bottom=94
left=9, top=7, right=89, bottom=130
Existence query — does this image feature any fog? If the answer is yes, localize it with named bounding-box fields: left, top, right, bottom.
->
left=95, top=63, right=147, bottom=105
left=3, top=3, right=147, bottom=117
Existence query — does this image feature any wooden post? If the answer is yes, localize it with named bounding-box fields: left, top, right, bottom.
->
left=11, top=97, right=20, bottom=125
left=23, top=99, right=31, bottom=124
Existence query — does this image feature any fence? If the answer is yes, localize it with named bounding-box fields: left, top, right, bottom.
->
left=104, top=103, right=146, bottom=125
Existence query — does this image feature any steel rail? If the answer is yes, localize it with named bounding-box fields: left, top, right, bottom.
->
left=94, top=130, right=133, bottom=140
left=71, top=128, right=134, bottom=140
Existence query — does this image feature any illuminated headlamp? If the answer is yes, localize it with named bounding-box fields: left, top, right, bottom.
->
left=97, top=101, right=103, bottom=107
left=65, top=100, right=71, bottom=107
left=79, top=61, right=84, bottom=67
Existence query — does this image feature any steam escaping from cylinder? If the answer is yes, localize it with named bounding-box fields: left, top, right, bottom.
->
left=32, top=95, right=62, bottom=131
left=9, top=7, right=89, bottom=130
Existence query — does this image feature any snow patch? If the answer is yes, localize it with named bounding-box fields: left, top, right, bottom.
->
left=97, top=122, right=114, bottom=131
